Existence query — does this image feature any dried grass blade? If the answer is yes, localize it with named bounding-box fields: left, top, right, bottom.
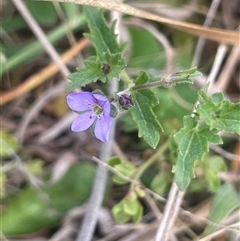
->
left=37, top=0, right=240, bottom=45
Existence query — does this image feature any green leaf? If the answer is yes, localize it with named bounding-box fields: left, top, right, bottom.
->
left=130, top=89, right=163, bottom=148
left=200, top=155, right=227, bottom=192
left=61, top=3, right=80, bottom=19
left=128, top=27, right=165, bottom=69
left=151, top=171, right=172, bottom=195
left=174, top=116, right=223, bottom=190
left=1, top=163, right=96, bottom=236
left=26, top=159, right=43, bottom=175
left=66, top=56, right=104, bottom=91
left=160, top=67, right=201, bottom=87
left=66, top=52, right=126, bottom=91
left=83, top=6, right=126, bottom=59
left=0, top=131, right=19, bottom=157
left=197, top=89, right=240, bottom=135
left=103, top=51, right=126, bottom=81
left=26, top=2, right=58, bottom=26
left=132, top=201, right=143, bottom=223
left=112, top=195, right=143, bottom=224
left=110, top=104, right=118, bottom=118
left=108, top=156, right=137, bottom=185
left=66, top=7, right=127, bottom=91
left=134, top=71, right=149, bottom=86
left=203, top=182, right=240, bottom=236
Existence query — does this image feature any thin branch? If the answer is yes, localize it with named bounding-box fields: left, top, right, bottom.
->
left=1, top=39, right=89, bottom=105
left=38, top=0, right=240, bottom=45
left=75, top=134, right=116, bottom=241
left=11, top=0, right=70, bottom=77
left=16, top=81, right=66, bottom=143
left=207, top=44, right=228, bottom=93
left=91, top=156, right=166, bottom=203
left=197, top=222, right=240, bottom=241
left=210, top=144, right=240, bottom=161
left=154, top=182, right=185, bottom=241
left=192, top=0, right=222, bottom=66
left=216, top=45, right=240, bottom=92
left=91, top=157, right=239, bottom=235
left=180, top=208, right=240, bottom=232
left=38, top=112, right=77, bottom=143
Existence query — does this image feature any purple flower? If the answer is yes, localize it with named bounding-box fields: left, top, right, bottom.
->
left=118, top=94, right=134, bottom=110
left=66, top=92, right=112, bottom=142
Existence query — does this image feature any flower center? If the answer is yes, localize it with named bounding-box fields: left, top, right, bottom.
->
left=93, top=104, right=103, bottom=116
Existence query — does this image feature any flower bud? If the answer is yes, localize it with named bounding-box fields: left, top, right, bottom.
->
left=118, top=94, right=134, bottom=110
left=101, top=63, right=111, bottom=74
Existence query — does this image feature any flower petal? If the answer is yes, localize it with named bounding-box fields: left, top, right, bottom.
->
left=94, top=115, right=112, bottom=142
left=71, top=111, right=95, bottom=132
left=93, top=93, right=111, bottom=116
left=93, top=93, right=109, bottom=102
left=93, top=93, right=110, bottom=108
left=102, top=101, right=111, bottom=116
left=67, top=92, right=96, bottom=111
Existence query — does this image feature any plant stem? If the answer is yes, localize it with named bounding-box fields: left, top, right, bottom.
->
left=131, top=67, right=199, bottom=91
left=76, top=125, right=116, bottom=241
left=134, top=140, right=169, bottom=181
left=131, top=80, right=168, bottom=91
left=154, top=182, right=185, bottom=241
left=10, top=0, right=71, bottom=77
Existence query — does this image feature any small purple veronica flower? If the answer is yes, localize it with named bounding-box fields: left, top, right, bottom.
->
left=118, top=94, right=134, bottom=110
left=66, top=92, right=112, bottom=142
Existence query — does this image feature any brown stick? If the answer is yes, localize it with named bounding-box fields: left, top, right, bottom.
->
left=1, top=38, right=89, bottom=106
left=39, top=0, right=239, bottom=45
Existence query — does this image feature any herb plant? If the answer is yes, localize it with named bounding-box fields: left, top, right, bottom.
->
left=2, top=2, right=239, bottom=241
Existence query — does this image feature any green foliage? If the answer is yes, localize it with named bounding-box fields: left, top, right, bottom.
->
left=134, top=70, right=149, bottom=86
left=201, top=155, right=227, bottom=192
left=130, top=88, right=163, bottom=149
left=128, top=27, right=165, bottom=69
left=0, top=173, right=7, bottom=198
left=66, top=6, right=126, bottom=91
left=26, top=1, right=58, bottom=25
left=0, top=130, right=19, bottom=157
left=197, top=88, right=240, bottom=135
left=1, top=163, right=96, bottom=236
left=108, top=156, right=137, bottom=185
left=168, top=67, right=201, bottom=85
left=1, top=16, right=26, bottom=33
left=120, top=84, right=197, bottom=134
left=150, top=170, right=172, bottom=195
left=1, top=16, right=86, bottom=77
left=66, top=52, right=126, bottom=91
left=155, top=86, right=196, bottom=128
left=153, top=67, right=201, bottom=87
left=112, top=191, right=143, bottom=224
left=61, top=3, right=80, bottom=19
left=173, top=116, right=223, bottom=190
left=174, top=83, right=240, bottom=190
left=203, top=182, right=240, bottom=236
left=83, top=6, right=126, bottom=57
left=26, top=159, right=44, bottom=176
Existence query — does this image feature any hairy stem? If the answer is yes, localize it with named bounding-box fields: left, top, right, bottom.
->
left=131, top=67, right=198, bottom=91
